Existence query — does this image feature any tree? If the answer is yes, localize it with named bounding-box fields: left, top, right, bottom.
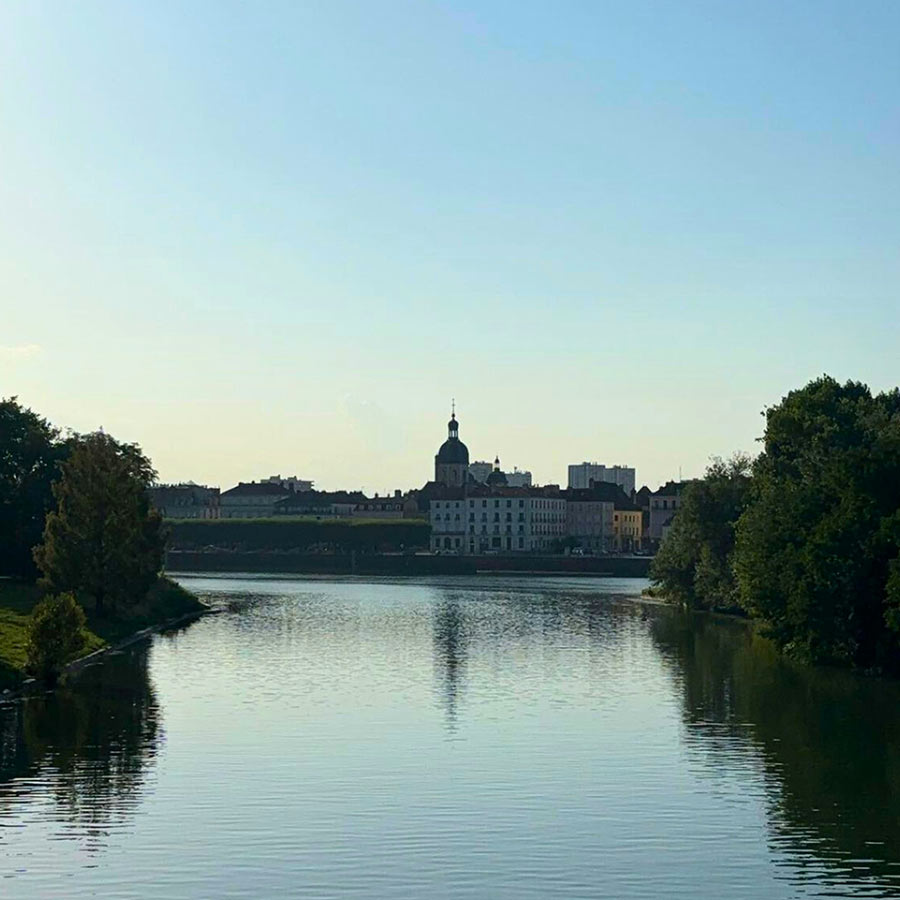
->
left=650, top=454, right=752, bottom=611
left=0, top=397, right=67, bottom=577
left=34, top=432, right=166, bottom=615
left=25, top=593, right=87, bottom=683
left=734, top=376, right=900, bottom=669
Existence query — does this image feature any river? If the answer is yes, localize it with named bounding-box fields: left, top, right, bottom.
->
left=1, top=574, right=899, bottom=898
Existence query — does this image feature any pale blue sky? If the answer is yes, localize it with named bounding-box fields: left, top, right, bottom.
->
left=1, top=1, right=898, bottom=492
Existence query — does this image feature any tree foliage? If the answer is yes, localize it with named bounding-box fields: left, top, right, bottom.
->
left=34, top=432, right=166, bottom=615
left=734, top=376, right=900, bottom=669
left=0, top=397, right=68, bottom=577
left=25, top=592, right=87, bottom=683
left=650, top=455, right=752, bottom=611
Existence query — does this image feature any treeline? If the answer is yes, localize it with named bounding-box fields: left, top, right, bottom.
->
left=1, top=398, right=201, bottom=683
left=168, top=517, right=430, bottom=553
left=651, top=376, right=900, bottom=672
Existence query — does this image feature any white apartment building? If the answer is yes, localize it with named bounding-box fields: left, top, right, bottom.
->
left=430, top=490, right=566, bottom=554
left=567, top=462, right=635, bottom=496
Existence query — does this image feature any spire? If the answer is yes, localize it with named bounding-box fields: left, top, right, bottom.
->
left=448, top=401, right=459, bottom=438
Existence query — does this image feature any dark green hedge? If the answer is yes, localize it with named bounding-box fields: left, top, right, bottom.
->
left=167, top=517, right=430, bottom=553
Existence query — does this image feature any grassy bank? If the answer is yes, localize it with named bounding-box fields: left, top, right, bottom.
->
left=0, top=576, right=205, bottom=691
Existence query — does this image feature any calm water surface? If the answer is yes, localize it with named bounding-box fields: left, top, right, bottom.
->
left=2, top=574, right=899, bottom=898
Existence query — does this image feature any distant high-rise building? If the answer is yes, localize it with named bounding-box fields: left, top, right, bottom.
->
left=567, top=462, right=635, bottom=496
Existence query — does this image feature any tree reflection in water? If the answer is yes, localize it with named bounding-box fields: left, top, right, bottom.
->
left=0, top=644, right=161, bottom=849
left=650, top=609, right=900, bottom=894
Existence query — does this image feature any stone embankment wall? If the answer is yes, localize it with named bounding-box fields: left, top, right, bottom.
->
left=166, top=551, right=651, bottom=578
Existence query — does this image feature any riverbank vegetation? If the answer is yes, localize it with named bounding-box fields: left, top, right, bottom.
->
left=0, top=398, right=203, bottom=689
left=652, top=376, right=900, bottom=672
left=168, top=517, right=430, bottom=553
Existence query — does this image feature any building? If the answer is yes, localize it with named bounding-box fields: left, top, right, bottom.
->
left=648, top=480, right=691, bottom=541
left=428, top=409, right=566, bottom=553
left=468, top=461, right=494, bottom=483
left=435, top=411, right=469, bottom=487
left=352, top=490, right=420, bottom=518
left=612, top=494, right=642, bottom=552
left=220, top=481, right=291, bottom=518
left=273, top=489, right=365, bottom=518
left=148, top=483, right=220, bottom=519
left=264, top=475, right=314, bottom=493
left=565, top=484, right=617, bottom=553
left=469, top=461, right=532, bottom=487
left=567, top=462, right=635, bottom=496
left=505, top=468, right=533, bottom=488
left=430, top=484, right=567, bottom=554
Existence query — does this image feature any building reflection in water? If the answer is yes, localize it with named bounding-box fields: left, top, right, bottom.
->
left=649, top=609, right=900, bottom=896
left=432, top=595, right=467, bottom=732
left=0, top=643, right=161, bottom=850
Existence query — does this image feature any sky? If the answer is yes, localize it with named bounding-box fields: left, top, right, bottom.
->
left=1, top=1, right=898, bottom=493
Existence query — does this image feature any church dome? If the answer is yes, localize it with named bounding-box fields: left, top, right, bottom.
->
left=486, top=457, right=507, bottom=486
left=436, top=437, right=469, bottom=465
left=436, top=411, right=469, bottom=465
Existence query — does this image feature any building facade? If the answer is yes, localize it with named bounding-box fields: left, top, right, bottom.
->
left=612, top=498, right=642, bottom=552
left=567, top=462, right=635, bottom=496
left=469, top=461, right=532, bottom=487
left=148, top=484, right=220, bottom=519
left=648, top=480, right=690, bottom=541
left=430, top=485, right=566, bottom=554
left=219, top=482, right=290, bottom=518
left=265, top=475, right=314, bottom=493
left=565, top=488, right=615, bottom=553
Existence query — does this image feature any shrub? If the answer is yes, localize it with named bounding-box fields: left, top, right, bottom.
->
left=26, top=592, right=87, bottom=683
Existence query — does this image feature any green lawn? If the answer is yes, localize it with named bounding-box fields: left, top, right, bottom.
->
left=0, top=577, right=205, bottom=690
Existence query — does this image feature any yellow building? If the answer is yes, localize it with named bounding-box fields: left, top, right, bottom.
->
left=612, top=502, right=642, bottom=553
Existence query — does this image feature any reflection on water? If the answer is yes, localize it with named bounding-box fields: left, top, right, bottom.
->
left=651, top=612, right=900, bottom=896
left=0, top=645, right=160, bottom=853
left=0, top=575, right=898, bottom=898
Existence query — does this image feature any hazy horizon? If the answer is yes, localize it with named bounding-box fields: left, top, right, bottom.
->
left=2, top=2, right=898, bottom=492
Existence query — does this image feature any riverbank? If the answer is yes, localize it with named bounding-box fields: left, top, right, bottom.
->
left=165, top=550, right=652, bottom=578
left=0, top=576, right=207, bottom=692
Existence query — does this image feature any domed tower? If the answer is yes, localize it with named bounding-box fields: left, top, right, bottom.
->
left=486, top=456, right=508, bottom=488
left=435, top=409, right=469, bottom=487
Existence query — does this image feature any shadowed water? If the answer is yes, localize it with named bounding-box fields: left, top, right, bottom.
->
left=1, top=575, right=898, bottom=898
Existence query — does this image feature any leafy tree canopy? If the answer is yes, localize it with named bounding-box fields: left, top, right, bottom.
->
left=650, top=454, right=752, bottom=612
left=0, top=397, right=68, bottom=577
left=34, top=432, right=165, bottom=615
left=734, top=376, right=900, bottom=669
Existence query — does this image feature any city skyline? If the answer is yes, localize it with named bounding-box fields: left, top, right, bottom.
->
left=2, top=2, right=898, bottom=492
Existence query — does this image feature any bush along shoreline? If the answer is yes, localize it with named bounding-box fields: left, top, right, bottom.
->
left=1, top=397, right=206, bottom=693
left=651, top=376, right=900, bottom=675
